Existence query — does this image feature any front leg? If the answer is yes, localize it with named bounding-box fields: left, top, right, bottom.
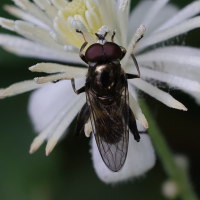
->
left=129, top=36, right=143, bottom=78
left=71, top=78, right=85, bottom=94
left=76, top=29, right=88, bottom=64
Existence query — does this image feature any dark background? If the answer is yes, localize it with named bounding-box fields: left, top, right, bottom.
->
left=0, top=0, right=200, bottom=200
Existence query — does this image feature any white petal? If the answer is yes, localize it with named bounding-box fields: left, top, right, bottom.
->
left=128, top=0, right=153, bottom=41
left=84, top=120, right=92, bottom=137
left=33, top=0, right=58, bottom=20
left=14, top=20, right=63, bottom=51
left=0, top=34, right=80, bottom=63
left=34, top=74, right=70, bottom=84
left=129, top=79, right=187, bottom=111
left=136, top=46, right=200, bottom=68
left=0, top=17, right=15, bottom=31
left=30, top=88, right=82, bottom=154
left=50, top=0, right=68, bottom=10
left=142, top=0, right=169, bottom=28
left=95, top=0, right=121, bottom=44
left=46, top=94, right=85, bottom=156
left=103, top=0, right=121, bottom=43
left=185, top=90, right=200, bottom=105
left=155, top=1, right=200, bottom=33
left=144, top=4, right=178, bottom=35
left=29, top=63, right=87, bottom=74
left=0, top=18, right=63, bottom=52
left=63, top=45, right=80, bottom=54
left=0, top=80, right=43, bottom=98
left=91, top=133, right=155, bottom=184
left=119, top=0, right=130, bottom=46
left=28, top=79, right=84, bottom=132
left=136, top=16, right=200, bottom=53
left=140, top=67, right=200, bottom=93
left=34, top=69, right=86, bottom=84
left=72, top=20, right=96, bottom=45
left=3, top=5, right=50, bottom=30
left=49, top=30, right=71, bottom=46
left=128, top=84, right=148, bottom=128
left=122, top=24, right=146, bottom=66
left=128, top=1, right=178, bottom=41
left=13, top=0, right=53, bottom=28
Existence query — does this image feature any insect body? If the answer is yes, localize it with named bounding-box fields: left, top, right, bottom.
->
left=72, top=30, right=143, bottom=172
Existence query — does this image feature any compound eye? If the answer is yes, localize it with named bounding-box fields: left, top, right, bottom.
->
left=85, top=43, right=103, bottom=62
left=103, top=42, right=122, bottom=60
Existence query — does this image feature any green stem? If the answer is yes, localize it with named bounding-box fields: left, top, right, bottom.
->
left=140, top=101, right=198, bottom=200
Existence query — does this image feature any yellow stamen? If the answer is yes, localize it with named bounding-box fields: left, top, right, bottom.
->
left=54, top=0, right=103, bottom=48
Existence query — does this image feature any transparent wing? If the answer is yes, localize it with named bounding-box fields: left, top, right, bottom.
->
left=86, top=84, right=129, bottom=172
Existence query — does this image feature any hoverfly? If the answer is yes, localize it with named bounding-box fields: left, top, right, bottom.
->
left=71, top=29, right=143, bottom=172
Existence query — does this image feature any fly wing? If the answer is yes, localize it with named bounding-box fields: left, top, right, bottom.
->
left=86, top=85, right=129, bottom=172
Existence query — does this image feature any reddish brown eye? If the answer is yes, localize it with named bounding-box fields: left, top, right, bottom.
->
left=103, top=42, right=122, bottom=60
left=85, top=43, right=103, bottom=62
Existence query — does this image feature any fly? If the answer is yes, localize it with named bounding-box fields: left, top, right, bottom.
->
left=72, top=29, right=144, bottom=172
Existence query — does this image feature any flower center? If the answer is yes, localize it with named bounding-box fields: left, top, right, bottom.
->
left=66, top=0, right=87, bottom=17
left=53, top=0, right=103, bottom=48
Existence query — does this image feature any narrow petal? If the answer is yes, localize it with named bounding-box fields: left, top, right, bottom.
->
left=34, top=74, right=71, bottom=84
left=0, top=17, right=15, bottom=31
left=0, top=34, right=80, bottom=63
left=155, top=1, right=200, bottom=33
left=185, top=90, right=200, bottom=105
left=122, top=24, right=146, bottom=66
left=29, top=63, right=87, bottom=74
left=136, top=16, right=200, bottom=53
left=30, top=88, right=82, bottom=154
left=13, top=0, right=53, bottom=28
left=129, top=79, right=187, bottom=111
left=128, top=1, right=178, bottom=39
left=28, top=79, right=84, bottom=132
left=142, top=0, right=169, bottom=28
left=3, top=5, right=50, bottom=30
left=128, top=84, right=148, bottom=128
left=128, top=1, right=154, bottom=41
left=119, top=0, right=130, bottom=46
left=135, top=46, right=200, bottom=82
left=84, top=120, right=92, bottom=137
left=0, top=18, right=64, bottom=51
left=104, top=0, right=121, bottom=43
left=91, top=133, right=155, bottom=184
left=50, top=0, right=69, bottom=10
left=14, top=20, right=63, bottom=51
left=33, top=0, right=58, bottom=20
left=34, top=70, right=86, bottom=84
left=145, top=4, right=178, bottom=35
left=136, top=46, right=200, bottom=68
left=63, top=45, right=80, bottom=54
left=0, top=80, right=43, bottom=99
left=46, top=94, right=85, bottom=156
left=140, top=67, right=200, bottom=93
left=95, top=0, right=121, bottom=44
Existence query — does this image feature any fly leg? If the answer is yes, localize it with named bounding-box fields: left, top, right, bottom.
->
left=127, top=36, right=144, bottom=79
left=139, top=131, right=148, bottom=134
left=74, top=103, right=90, bottom=136
left=76, top=29, right=88, bottom=64
left=111, top=30, right=116, bottom=42
left=127, top=53, right=140, bottom=79
left=122, top=101, right=140, bottom=142
left=71, top=78, right=85, bottom=94
left=129, top=106, right=140, bottom=142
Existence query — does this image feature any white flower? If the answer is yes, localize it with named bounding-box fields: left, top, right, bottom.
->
left=0, top=0, right=199, bottom=183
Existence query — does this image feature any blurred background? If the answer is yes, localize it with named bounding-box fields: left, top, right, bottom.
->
left=0, top=0, right=200, bottom=200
